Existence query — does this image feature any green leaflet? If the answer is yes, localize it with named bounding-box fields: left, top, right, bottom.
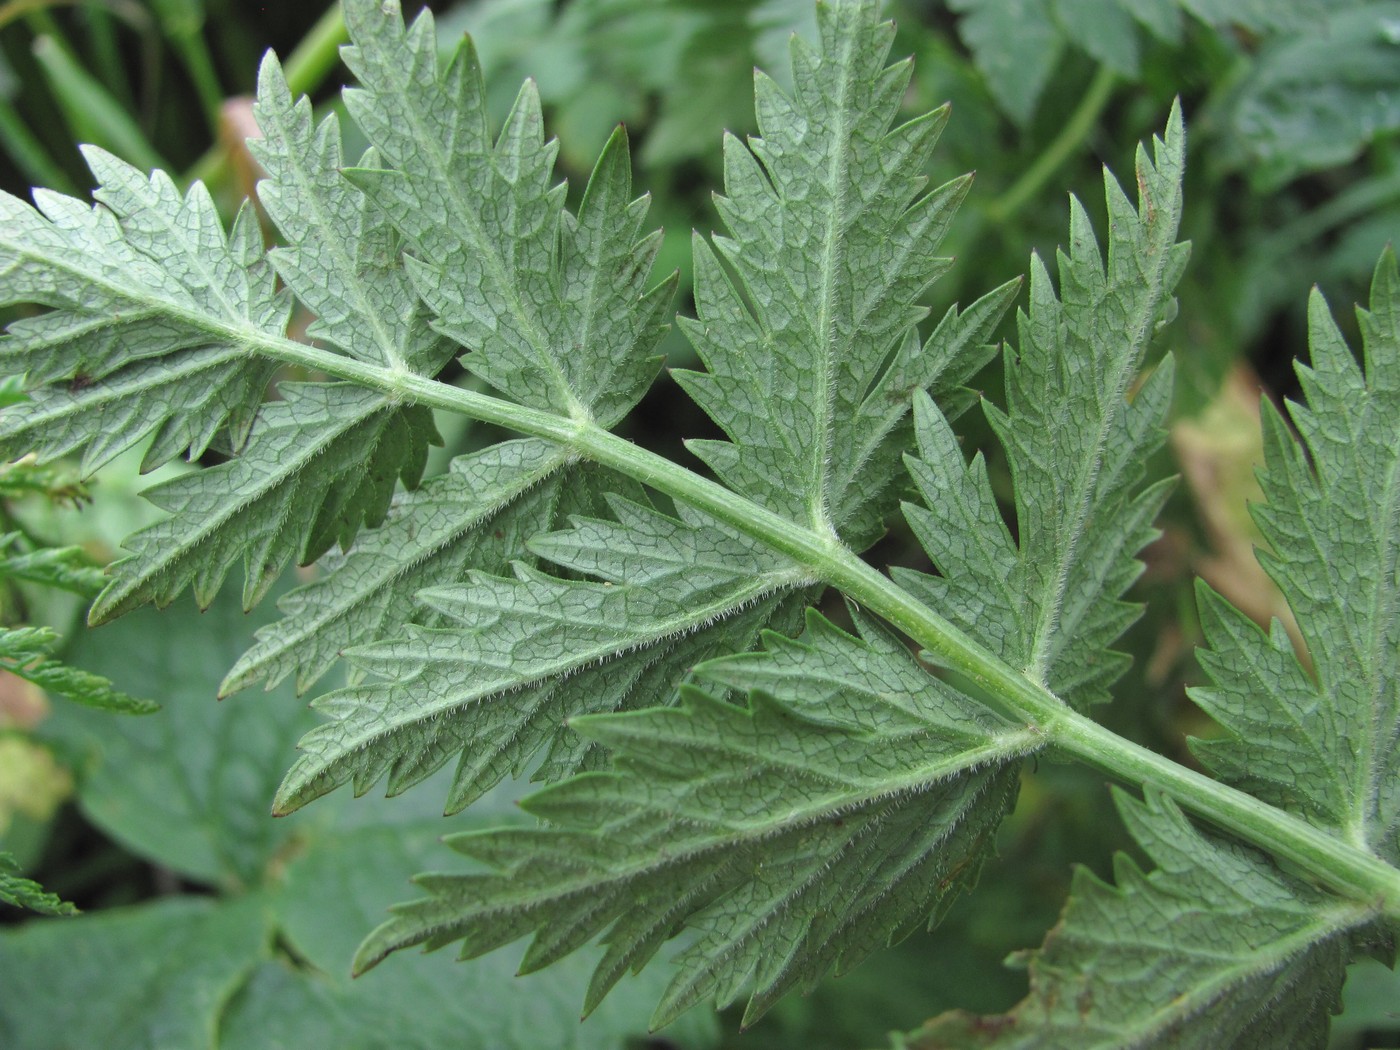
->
left=273, top=497, right=813, bottom=815
left=355, top=610, right=1037, bottom=1029
left=905, top=790, right=1385, bottom=1049
left=1190, top=251, right=1400, bottom=865
left=338, top=0, right=674, bottom=424
left=0, top=531, right=106, bottom=595
left=897, top=106, right=1187, bottom=709
left=673, top=0, right=1012, bottom=543
left=0, top=150, right=281, bottom=474
left=251, top=53, right=449, bottom=375
left=92, top=384, right=440, bottom=618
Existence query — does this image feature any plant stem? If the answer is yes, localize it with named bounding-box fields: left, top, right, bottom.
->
left=984, top=64, right=1117, bottom=226
left=282, top=3, right=348, bottom=98
left=199, top=323, right=1400, bottom=923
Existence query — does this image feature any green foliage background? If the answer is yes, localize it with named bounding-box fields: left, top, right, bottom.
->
left=0, top=1, right=1398, bottom=1047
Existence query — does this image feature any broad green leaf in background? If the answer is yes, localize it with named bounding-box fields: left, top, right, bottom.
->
left=224, top=817, right=719, bottom=1050
left=947, top=0, right=1335, bottom=124
left=45, top=584, right=322, bottom=888
left=9, top=579, right=717, bottom=1049
left=0, top=896, right=271, bottom=1050
left=1212, top=3, right=1400, bottom=189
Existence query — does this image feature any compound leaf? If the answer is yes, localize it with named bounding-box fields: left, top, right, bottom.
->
left=338, top=0, right=674, bottom=425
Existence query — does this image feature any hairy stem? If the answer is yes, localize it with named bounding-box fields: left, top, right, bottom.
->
left=211, top=322, right=1400, bottom=921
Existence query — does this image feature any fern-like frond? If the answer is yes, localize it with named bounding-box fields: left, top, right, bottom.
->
left=1190, top=249, right=1400, bottom=864
left=0, top=625, right=154, bottom=714
left=0, top=852, right=76, bottom=916
left=0, top=531, right=105, bottom=595
left=354, top=610, right=1035, bottom=1028
left=898, top=105, right=1188, bottom=708
left=261, top=0, right=1012, bottom=812
left=908, top=790, right=1386, bottom=1049
left=0, top=500, right=152, bottom=714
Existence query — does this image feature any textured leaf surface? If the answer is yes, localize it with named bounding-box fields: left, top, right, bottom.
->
left=674, top=0, right=1013, bottom=544
left=82, top=49, right=465, bottom=622
left=0, top=852, right=76, bottom=916
left=356, top=611, right=1037, bottom=1028
left=1190, top=251, right=1400, bottom=865
left=220, top=0, right=680, bottom=702
left=223, top=438, right=572, bottom=695
left=251, top=52, right=449, bottom=375
left=0, top=148, right=283, bottom=474
left=906, top=791, right=1386, bottom=1049
left=91, top=384, right=440, bottom=620
left=897, top=107, right=1187, bottom=709
left=274, top=497, right=812, bottom=814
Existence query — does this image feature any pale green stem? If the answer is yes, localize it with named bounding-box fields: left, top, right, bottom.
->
left=181, top=4, right=347, bottom=189
left=187, top=322, right=1400, bottom=924
left=984, top=64, right=1117, bottom=226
